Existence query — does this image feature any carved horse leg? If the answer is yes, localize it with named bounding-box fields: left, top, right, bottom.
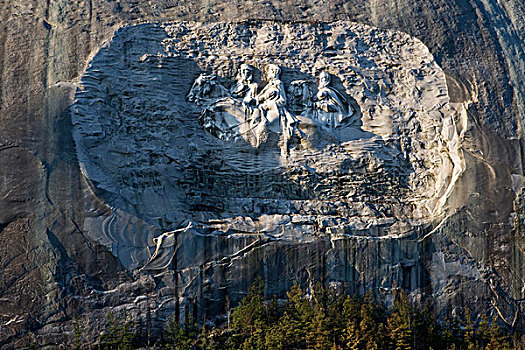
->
left=254, top=118, right=267, bottom=148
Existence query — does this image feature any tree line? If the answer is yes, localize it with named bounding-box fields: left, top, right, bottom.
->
left=95, top=277, right=523, bottom=349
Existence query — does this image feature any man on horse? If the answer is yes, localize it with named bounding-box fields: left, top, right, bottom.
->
left=251, top=64, right=297, bottom=151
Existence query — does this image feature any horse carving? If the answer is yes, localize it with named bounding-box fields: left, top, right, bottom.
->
left=186, top=74, right=230, bottom=104
left=186, top=67, right=358, bottom=155
left=287, top=80, right=314, bottom=115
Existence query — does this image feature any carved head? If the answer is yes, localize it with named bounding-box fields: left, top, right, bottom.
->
left=187, top=74, right=216, bottom=102
left=238, top=64, right=254, bottom=82
left=288, top=80, right=313, bottom=109
left=266, top=64, right=281, bottom=81
left=319, top=71, right=331, bottom=88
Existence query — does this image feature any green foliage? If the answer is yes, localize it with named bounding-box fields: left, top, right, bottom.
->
left=440, top=309, right=462, bottom=350
left=197, top=325, right=217, bottom=350
left=99, top=311, right=134, bottom=350
left=73, top=318, right=83, bottom=350
left=153, top=278, right=518, bottom=350
left=387, top=291, right=413, bottom=350
left=283, top=283, right=313, bottom=348
left=342, top=292, right=387, bottom=350
left=463, top=308, right=476, bottom=350
left=306, top=283, right=332, bottom=350
left=231, top=276, right=266, bottom=337
left=360, top=292, right=387, bottom=350
left=485, top=316, right=512, bottom=350
left=413, top=307, right=438, bottom=350
left=229, top=276, right=279, bottom=350
left=164, top=313, right=199, bottom=350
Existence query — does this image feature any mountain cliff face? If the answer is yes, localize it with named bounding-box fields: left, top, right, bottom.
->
left=0, top=0, right=524, bottom=348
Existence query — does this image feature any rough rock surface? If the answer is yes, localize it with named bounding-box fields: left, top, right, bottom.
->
left=1, top=0, right=525, bottom=348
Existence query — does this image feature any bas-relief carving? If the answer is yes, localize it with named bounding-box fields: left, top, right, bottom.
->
left=250, top=64, right=297, bottom=151
left=187, top=74, right=229, bottom=104
left=230, top=63, right=258, bottom=102
left=67, top=22, right=475, bottom=332
left=313, top=71, right=354, bottom=130
left=188, top=64, right=356, bottom=154
left=72, top=22, right=465, bottom=278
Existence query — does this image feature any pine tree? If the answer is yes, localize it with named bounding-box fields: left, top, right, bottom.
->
left=240, top=321, right=266, bottom=350
left=343, top=295, right=362, bottom=349
left=306, top=283, right=332, bottom=350
left=440, top=309, right=462, bottom=350
left=99, top=311, right=133, bottom=350
left=308, top=305, right=332, bottom=350
left=163, top=313, right=199, bottom=350
left=387, top=291, right=413, bottom=350
left=231, top=277, right=266, bottom=336
left=284, top=283, right=313, bottom=349
left=477, top=314, right=491, bottom=350
left=230, top=277, right=270, bottom=350
left=412, top=307, right=437, bottom=350
left=217, top=281, right=518, bottom=350
left=197, top=326, right=217, bottom=350
left=485, top=316, right=511, bottom=350
left=358, top=292, right=385, bottom=350
left=265, top=310, right=294, bottom=350
left=267, top=296, right=280, bottom=325
left=325, top=286, right=346, bottom=347
left=342, top=292, right=387, bottom=350
left=463, top=308, right=476, bottom=350
left=346, top=319, right=361, bottom=350
left=264, top=322, right=285, bottom=350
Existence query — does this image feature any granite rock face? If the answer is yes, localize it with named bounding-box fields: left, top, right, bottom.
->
left=70, top=18, right=466, bottom=332
left=72, top=20, right=462, bottom=261
left=1, top=0, right=525, bottom=348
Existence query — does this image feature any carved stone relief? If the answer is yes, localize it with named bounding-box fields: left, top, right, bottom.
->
left=71, top=21, right=464, bottom=273
left=188, top=64, right=358, bottom=156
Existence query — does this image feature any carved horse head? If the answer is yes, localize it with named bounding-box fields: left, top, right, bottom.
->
left=287, top=80, right=314, bottom=114
left=187, top=74, right=229, bottom=103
